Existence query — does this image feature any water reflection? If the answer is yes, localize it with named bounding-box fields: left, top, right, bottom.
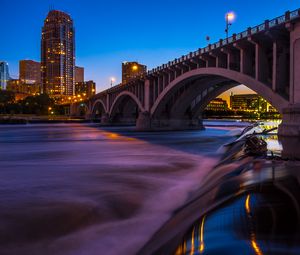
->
left=171, top=180, right=300, bottom=255
left=245, top=195, right=264, bottom=255
left=174, top=216, right=206, bottom=255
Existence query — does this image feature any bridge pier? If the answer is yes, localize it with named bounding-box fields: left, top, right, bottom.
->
left=151, top=118, right=204, bottom=131
left=278, top=105, right=300, bottom=159
left=136, top=112, right=151, bottom=131
left=85, top=113, right=93, bottom=120
left=101, top=113, right=110, bottom=125
left=136, top=112, right=204, bottom=131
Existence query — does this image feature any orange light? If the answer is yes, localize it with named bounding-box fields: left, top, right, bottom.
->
left=199, top=216, right=206, bottom=253
left=245, top=195, right=251, bottom=214
left=226, top=12, right=235, bottom=22
left=132, top=65, right=138, bottom=71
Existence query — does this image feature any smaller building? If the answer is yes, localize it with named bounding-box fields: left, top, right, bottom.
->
left=0, top=61, right=10, bottom=90
left=122, top=61, right=147, bottom=84
left=75, top=66, right=84, bottom=84
left=206, top=98, right=228, bottom=111
left=75, top=80, right=96, bottom=98
left=230, top=94, right=259, bottom=111
left=19, top=60, right=41, bottom=84
left=230, top=93, right=277, bottom=112
left=7, top=79, right=41, bottom=97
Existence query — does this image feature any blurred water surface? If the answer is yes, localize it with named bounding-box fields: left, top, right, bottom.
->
left=0, top=122, right=242, bottom=255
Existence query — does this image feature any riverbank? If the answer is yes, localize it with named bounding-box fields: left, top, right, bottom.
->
left=0, top=115, right=89, bottom=124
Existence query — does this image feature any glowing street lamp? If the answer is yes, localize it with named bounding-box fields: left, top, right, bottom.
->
left=225, top=12, right=235, bottom=39
left=110, top=77, right=116, bottom=87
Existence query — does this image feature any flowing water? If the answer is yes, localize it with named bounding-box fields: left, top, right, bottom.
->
left=0, top=122, right=246, bottom=255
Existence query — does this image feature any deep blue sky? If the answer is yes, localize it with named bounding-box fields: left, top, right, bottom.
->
left=1, top=0, right=299, bottom=93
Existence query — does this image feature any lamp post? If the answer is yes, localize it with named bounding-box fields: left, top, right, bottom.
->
left=110, top=77, right=116, bottom=88
left=225, top=12, right=235, bottom=39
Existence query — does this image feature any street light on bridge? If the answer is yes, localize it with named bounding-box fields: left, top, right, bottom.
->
left=110, top=77, right=116, bottom=87
left=225, top=12, right=235, bottom=39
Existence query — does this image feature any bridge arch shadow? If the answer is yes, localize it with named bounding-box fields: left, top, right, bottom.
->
left=150, top=68, right=288, bottom=128
left=74, top=103, right=89, bottom=118
left=110, top=91, right=145, bottom=125
left=91, top=99, right=107, bottom=122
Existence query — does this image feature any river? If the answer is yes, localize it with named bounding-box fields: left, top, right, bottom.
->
left=0, top=122, right=249, bottom=255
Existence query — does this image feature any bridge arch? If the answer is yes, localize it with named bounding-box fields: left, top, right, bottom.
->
left=91, top=99, right=107, bottom=119
left=109, top=91, right=145, bottom=124
left=170, top=77, right=239, bottom=119
left=73, top=102, right=89, bottom=117
left=151, top=68, right=289, bottom=119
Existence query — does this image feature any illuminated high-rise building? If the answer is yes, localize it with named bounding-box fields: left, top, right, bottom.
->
left=0, top=61, right=10, bottom=90
left=122, top=61, right=147, bottom=84
left=41, top=10, right=75, bottom=97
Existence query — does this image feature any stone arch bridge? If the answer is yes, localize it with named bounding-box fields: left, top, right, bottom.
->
left=71, top=9, right=300, bottom=136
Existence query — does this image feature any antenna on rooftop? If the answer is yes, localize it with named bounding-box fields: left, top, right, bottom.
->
left=49, top=4, right=54, bottom=11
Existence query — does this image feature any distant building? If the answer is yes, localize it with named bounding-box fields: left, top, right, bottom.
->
left=75, top=80, right=96, bottom=98
left=206, top=98, right=228, bottom=111
left=122, top=61, right=147, bottom=84
left=75, top=66, right=84, bottom=83
left=19, top=60, right=41, bottom=84
left=7, top=79, right=40, bottom=96
left=0, top=61, right=10, bottom=90
left=41, top=10, right=75, bottom=97
left=230, top=93, right=276, bottom=112
left=230, top=94, right=259, bottom=111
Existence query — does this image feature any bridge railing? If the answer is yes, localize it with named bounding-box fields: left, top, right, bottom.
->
left=147, top=8, right=300, bottom=76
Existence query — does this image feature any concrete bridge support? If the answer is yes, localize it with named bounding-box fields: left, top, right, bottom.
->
left=278, top=21, right=300, bottom=139
left=277, top=21, right=300, bottom=159
left=101, top=113, right=110, bottom=125
left=136, top=112, right=204, bottom=131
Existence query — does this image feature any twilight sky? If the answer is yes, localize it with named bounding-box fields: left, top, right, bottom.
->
left=1, top=0, right=299, bottom=98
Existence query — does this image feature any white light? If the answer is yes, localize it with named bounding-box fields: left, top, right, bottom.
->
left=226, top=12, right=235, bottom=22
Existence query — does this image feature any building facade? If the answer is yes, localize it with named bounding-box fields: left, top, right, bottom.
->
left=230, top=94, right=276, bottom=112
left=0, top=61, right=10, bottom=90
left=41, top=10, right=75, bottom=97
left=75, top=66, right=84, bottom=84
left=19, top=60, right=41, bottom=84
left=122, top=61, right=147, bottom=84
left=7, top=79, right=40, bottom=96
left=205, top=98, right=228, bottom=111
left=75, top=80, right=96, bottom=98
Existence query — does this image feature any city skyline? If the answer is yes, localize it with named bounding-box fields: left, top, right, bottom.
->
left=1, top=0, right=299, bottom=97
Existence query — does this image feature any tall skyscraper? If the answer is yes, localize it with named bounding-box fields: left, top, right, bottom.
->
left=0, top=61, right=10, bottom=90
left=19, top=60, right=41, bottom=84
left=122, top=61, right=147, bottom=84
left=41, top=10, right=75, bottom=97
